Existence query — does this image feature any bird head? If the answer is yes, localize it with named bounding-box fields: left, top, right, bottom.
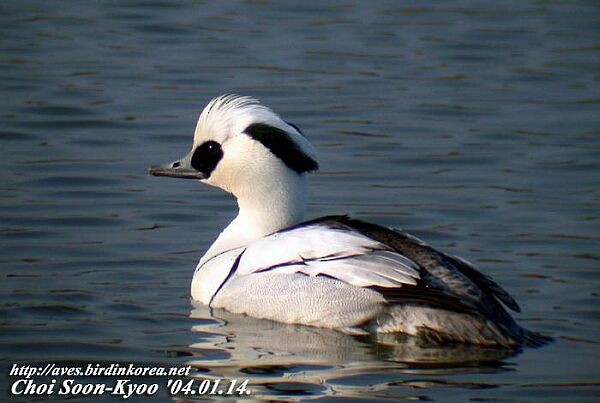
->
left=148, top=95, right=319, bottom=197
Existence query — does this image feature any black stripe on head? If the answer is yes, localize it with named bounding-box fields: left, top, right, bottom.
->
left=191, top=140, right=223, bottom=178
left=243, top=123, right=319, bottom=173
left=285, top=121, right=304, bottom=136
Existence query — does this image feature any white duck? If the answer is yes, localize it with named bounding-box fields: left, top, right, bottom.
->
left=149, top=94, right=550, bottom=348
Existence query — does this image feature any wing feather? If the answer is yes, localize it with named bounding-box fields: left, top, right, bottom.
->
left=235, top=223, right=421, bottom=288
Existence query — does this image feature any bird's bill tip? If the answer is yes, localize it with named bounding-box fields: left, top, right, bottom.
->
left=147, top=163, right=206, bottom=180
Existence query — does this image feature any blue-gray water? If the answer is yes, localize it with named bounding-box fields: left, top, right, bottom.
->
left=1, top=0, right=599, bottom=401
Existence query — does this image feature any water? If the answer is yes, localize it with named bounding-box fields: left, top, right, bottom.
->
left=1, top=0, right=599, bottom=401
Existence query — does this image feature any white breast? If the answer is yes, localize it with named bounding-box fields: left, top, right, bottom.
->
left=191, top=247, right=244, bottom=305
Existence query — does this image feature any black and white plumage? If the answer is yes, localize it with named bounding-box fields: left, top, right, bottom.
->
left=149, top=95, right=551, bottom=348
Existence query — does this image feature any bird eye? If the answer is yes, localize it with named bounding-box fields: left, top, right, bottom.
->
left=205, top=141, right=220, bottom=154
left=191, top=140, right=223, bottom=177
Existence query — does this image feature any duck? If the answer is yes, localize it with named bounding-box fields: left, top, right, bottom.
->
left=148, top=94, right=551, bottom=348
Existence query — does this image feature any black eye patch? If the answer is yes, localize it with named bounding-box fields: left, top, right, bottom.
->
left=191, top=140, right=223, bottom=178
left=243, top=123, right=318, bottom=173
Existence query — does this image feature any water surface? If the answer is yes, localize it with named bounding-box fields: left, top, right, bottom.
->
left=1, top=0, right=599, bottom=401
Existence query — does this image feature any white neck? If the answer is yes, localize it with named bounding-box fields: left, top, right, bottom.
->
left=200, top=170, right=308, bottom=264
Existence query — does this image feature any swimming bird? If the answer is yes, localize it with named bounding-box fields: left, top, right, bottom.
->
left=148, top=95, right=550, bottom=348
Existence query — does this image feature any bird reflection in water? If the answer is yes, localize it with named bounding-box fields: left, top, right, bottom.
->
left=184, top=304, right=516, bottom=399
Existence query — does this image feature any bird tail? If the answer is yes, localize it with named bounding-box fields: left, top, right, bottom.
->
left=521, top=327, right=553, bottom=348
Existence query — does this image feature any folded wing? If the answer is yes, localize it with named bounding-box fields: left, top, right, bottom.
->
left=235, top=223, right=421, bottom=288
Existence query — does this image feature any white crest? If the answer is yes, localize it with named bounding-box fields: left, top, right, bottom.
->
left=192, top=94, right=318, bottom=165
